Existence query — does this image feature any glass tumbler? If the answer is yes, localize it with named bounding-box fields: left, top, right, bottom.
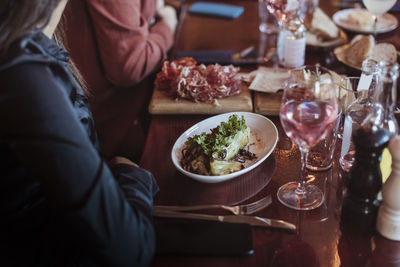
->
left=338, top=77, right=373, bottom=172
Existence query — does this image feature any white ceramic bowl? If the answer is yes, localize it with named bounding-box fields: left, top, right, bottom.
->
left=171, top=112, right=278, bottom=183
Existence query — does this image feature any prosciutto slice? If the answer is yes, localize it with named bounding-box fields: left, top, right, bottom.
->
left=155, top=57, right=242, bottom=103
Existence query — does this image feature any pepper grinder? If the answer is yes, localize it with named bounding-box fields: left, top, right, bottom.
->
left=340, top=125, right=390, bottom=231
left=377, top=135, right=400, bottom=240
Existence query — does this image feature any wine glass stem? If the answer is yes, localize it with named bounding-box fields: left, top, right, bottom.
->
left=372, top=14, right=378, bottom=38
left=296, top=146, right=309, bottom=195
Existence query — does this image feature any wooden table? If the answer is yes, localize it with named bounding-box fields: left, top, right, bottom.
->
left=140, top=1, right=400, bottom=266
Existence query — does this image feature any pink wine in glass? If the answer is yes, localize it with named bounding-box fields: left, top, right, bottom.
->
left=266, top=0, right=300, bottom=23
left=278, top=65, right=338, bottom=211
left=266, top=0, right=288, bottom=22
left=280, top=100, right=338, bottom=148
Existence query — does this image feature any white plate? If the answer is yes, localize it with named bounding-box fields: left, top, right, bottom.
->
left=334, top=42, right=400, bottom=70
left=171, top=112, right=278, bottom=183
left=306, top=29, right=348, bottom=48
left=333, top=8, right=398, bottom=34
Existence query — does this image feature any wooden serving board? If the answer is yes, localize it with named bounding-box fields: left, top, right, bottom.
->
left=148, top=85, right=252, bottom=115
left=253, top=91, right=282, bottom=116
left=252, top=69, right=343, bottom=116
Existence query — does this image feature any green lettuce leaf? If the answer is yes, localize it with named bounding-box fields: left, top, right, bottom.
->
left=185, top=114, right=249, bottom=160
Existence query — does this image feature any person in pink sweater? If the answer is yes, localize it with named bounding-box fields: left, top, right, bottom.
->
left=64, top=0, right=177, bottom=162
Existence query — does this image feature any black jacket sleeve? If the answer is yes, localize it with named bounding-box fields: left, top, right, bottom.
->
left=0, top=62, right=157, bottom=266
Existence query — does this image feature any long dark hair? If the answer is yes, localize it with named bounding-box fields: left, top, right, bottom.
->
left=0, top=0, right=88, bottom=93
left=55, top=17, right=88, bottom=94
left=0, top=0, right=59, bottom=55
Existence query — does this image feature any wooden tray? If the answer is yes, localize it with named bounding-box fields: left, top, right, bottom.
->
left=149, top=85, right=252, bottom=115
left=253, top=91, right=282, bottom=116
left=253, top=69, right=343, bottom=116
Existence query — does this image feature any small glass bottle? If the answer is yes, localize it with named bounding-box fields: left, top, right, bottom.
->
left=363, top=61, right=399, bottom=137
left=277, top=12, right=306, bottom=68
left=360, top=58, right=380, bottom=102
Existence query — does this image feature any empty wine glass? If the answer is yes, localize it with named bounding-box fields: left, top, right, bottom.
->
left=362, top=0, right=397, bottom=36
left=278, top=65, right=339, bottom=210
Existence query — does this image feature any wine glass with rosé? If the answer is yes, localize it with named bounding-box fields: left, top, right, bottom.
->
left=278, top=65, right=339, bottom=210
left=265, top=0, right=300, bottom=25
left=362, top=0, right=397, bottom=36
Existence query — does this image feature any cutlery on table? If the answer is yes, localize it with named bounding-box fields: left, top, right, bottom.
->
left=232, top=45, right=258, bottom=63
left=238, top=46, right=255, bottom=59
left=153, top=209, right=296, bottom=232
left=154, top=195, right=272, bottom=216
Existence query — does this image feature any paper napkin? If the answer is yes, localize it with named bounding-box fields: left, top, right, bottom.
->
left=248, top=67, right=290, bottom=93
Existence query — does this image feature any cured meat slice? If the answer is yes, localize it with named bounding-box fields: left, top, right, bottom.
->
left=155, top=57, right=242, bottom=103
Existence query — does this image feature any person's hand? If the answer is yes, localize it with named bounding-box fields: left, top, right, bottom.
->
left=157, top=5, right=178, bottom=33
left=108, top=156, right=139, bottom=168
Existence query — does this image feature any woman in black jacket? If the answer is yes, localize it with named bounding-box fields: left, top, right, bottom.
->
left=0, top=0, right=158, bottom=266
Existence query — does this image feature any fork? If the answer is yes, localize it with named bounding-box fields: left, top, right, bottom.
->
left=154, top=195, right=272, bottom=215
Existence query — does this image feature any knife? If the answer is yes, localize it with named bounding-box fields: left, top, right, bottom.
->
left=153, top=210, right=296, bottom=232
